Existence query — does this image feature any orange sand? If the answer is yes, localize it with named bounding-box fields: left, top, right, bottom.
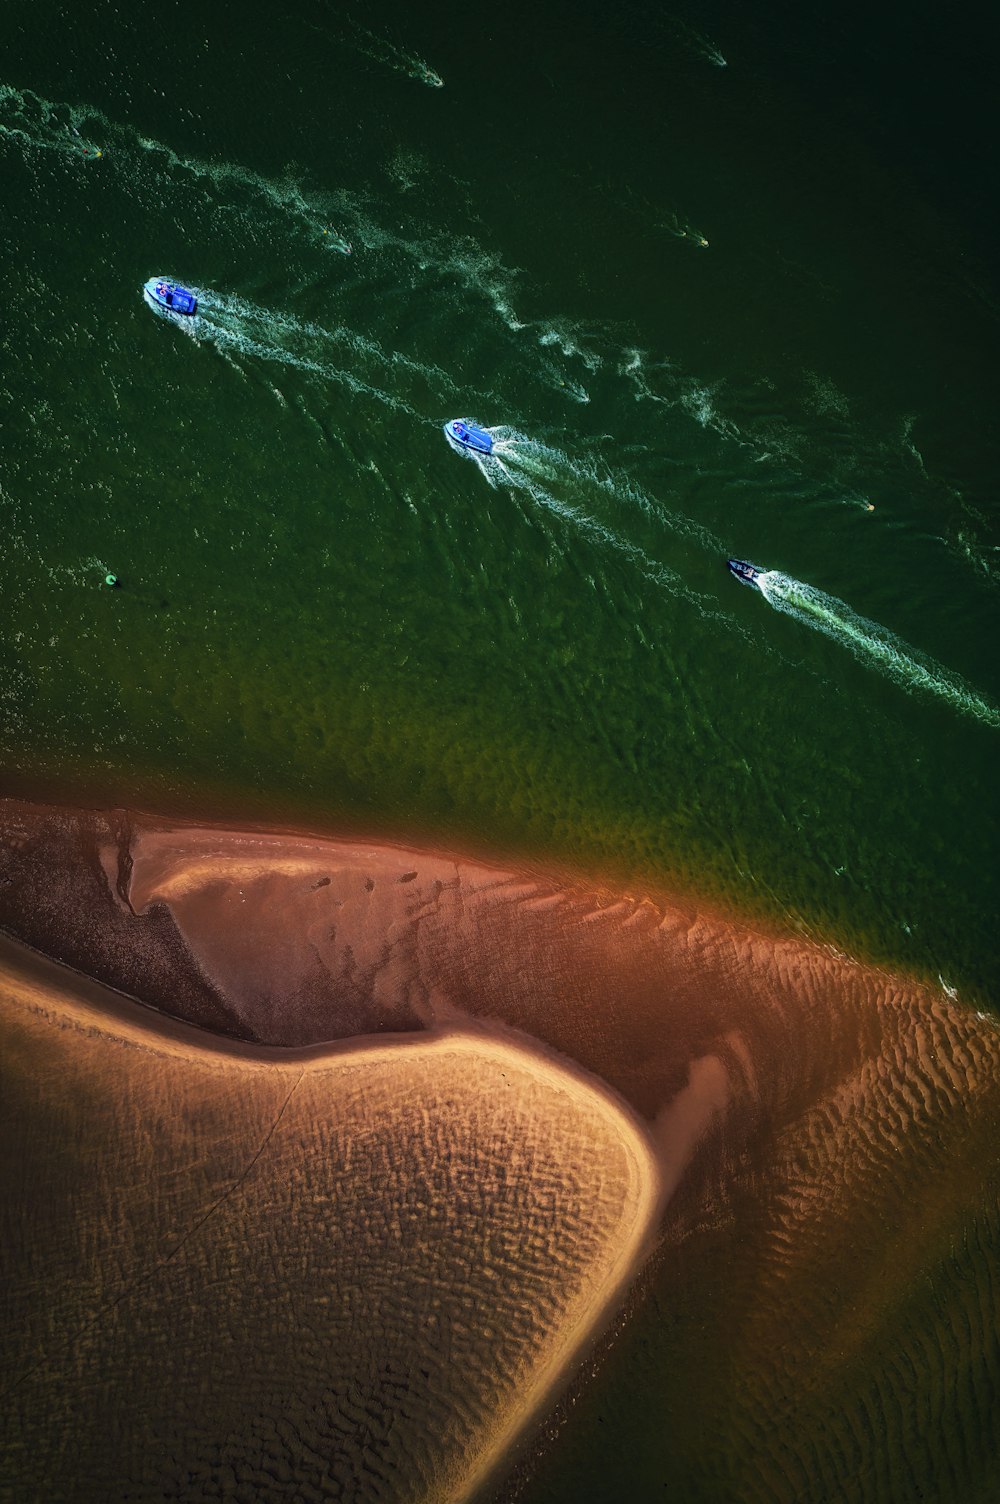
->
left=0, top=937, right=660, bottom=1504
left=2, top=798, right=999, bottom=1500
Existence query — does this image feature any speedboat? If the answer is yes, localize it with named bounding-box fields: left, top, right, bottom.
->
left=444, top=418, right=493, bottom=455
left=144, top=278, right=198, bottom=316
left=726, top=558, right=764, bottom=587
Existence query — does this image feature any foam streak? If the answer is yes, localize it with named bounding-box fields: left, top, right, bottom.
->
left=758, top=571, right=1000, bottom=727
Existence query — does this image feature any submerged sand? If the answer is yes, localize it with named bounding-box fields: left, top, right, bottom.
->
left=1, top=798, right=999, bottom=1501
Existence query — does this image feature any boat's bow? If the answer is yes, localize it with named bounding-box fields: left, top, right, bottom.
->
left=727, top=558, right=765, bottom=587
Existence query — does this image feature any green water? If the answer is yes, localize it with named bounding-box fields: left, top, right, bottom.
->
left=1, top=0, right=997, bottom=1009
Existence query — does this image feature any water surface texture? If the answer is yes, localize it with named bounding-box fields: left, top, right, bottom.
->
left=2, top=1, right=997, bottom=995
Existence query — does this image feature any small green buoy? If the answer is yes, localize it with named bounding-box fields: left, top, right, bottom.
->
left=104, top=573, right=120, bottom=588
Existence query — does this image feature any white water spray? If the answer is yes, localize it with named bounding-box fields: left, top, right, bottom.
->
left=343, top=21, right=444, bottom=88
left=147, top=287, right=423, bottom=418
left=673, top=20, right=728, bottom=68
left=1, top=82, right=353, bottom=253
left=0, top=83, right=103, bottom=159
left=757, top=571, right=1000, bottom=728
left=451, top=430, right=752, bottom=633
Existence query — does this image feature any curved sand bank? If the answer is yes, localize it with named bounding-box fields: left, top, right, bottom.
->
left=0, top=940, right=660, bottom=1504
left=2, top=798, right=999, bottom=1501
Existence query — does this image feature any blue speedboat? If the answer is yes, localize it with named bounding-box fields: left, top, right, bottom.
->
left=144, top=277, right=198, bottom=316
left=727, top=558, right=765, bottom=587
left=444, top=418, right=493, bottom=455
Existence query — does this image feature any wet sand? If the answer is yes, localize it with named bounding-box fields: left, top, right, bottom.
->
left=0, top=938, right=660, bottom=1504
left=1, top=797, right=999, bottom=1501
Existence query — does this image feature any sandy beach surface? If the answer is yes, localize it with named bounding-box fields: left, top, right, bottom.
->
left=1, top=797, right=999, bottom=1502
left=0, top=936, right=659, bottom=1504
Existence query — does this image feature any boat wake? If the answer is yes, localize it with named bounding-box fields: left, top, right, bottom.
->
left=342, top=20, right=444, bottom=88
left=757, top=572, right=1000, bottom=728
left=455, top=430, right=748, bottom=631
left=163, top=288, right=430, bottom=418
left=668, top=18, right=728, bottom=68
left=0, top=82, right=103, bottom=160
left=489, top=436, right=686, bottom=595
left=0, top=82, right=353, bottom=254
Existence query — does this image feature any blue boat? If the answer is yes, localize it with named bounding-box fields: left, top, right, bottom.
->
left=144, top=277, right=198, bottom=316
left=444, top=418, right=493, bottom=455
left=727, top=558, right=765, bottom=587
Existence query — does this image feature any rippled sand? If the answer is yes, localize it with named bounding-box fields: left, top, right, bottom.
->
left=0, top=942, right=659, bottom=1504
left=1, top=798, right=998, bottom=1502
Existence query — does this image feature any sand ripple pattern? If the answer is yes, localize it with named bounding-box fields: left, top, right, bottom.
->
left=649, top=989, right=1000, bottom=1504
left=0, top=801, right=998, bottom=1501
left=0, top=961, right=657, bottom=1504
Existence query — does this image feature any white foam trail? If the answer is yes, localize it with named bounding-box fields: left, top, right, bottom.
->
left=1, top=80, right=724, bottom=435
left=490, top=432, right=731, bottom=569
left=507, top=434, right=728, bottom=556
left=0, top=83, right=103, bottom=160
left=657, top=210, right=710, bottom=248
left=459, top=430, right=753, bottom=635
left=343, top=20, right=444, bottom=87
left=613, top=184, right=710, bottom=251
left=539, top=360, right=590, bottom=403
left=128, top=136, right=354, bottom=254
left=538, top=325, right=604, bottom=372
left=601, top=464, right=712, bottom=548
left=147, top=288, right=421, bottom=418
left=205, top=290, right=457, bottom=394
left=2, top=77, right=546, bottom=352
left=674, top=20, right=728, bottom=67
left=757, top=572, right=1000, bottom=727
left=955, top=517, right=1000, bottom=586
left=0, top=82, right=353, bottom=253
left=618, top=348, right=679, bottom=407
left=490, top=437, right=683, bottom=592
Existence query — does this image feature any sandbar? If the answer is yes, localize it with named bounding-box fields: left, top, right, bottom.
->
left=2, top=796, right=999, bottom=1501
left=0, top=936, right=660, bottom=1503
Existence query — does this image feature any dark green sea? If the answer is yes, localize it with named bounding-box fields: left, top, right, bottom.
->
left=3, top=0, right=997, bottom=998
